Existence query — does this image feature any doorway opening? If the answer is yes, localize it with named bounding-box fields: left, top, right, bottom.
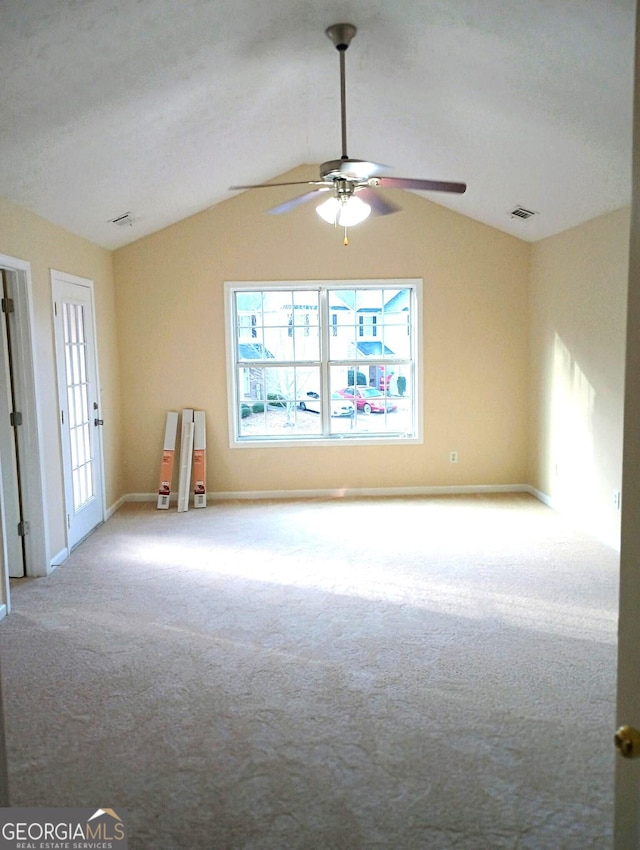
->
left=0, top=253, right=48, bottom=618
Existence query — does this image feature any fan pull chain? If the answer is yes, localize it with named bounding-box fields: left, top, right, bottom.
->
left=344, top=226, right=349, bottom=246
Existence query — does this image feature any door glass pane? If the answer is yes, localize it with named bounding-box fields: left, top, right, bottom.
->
left=63, top=302, right=94, bottom=511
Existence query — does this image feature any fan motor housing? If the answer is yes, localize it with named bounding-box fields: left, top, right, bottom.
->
left=320, top=159, right=369, bottom=181
left=321, top=160, right=350, bottom=179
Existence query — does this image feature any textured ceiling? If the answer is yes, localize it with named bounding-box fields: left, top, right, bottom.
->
left=0, top=0, right=635, bottom=250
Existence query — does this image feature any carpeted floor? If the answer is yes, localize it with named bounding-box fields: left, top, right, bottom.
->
left=0, top=494, right=619, bottom=849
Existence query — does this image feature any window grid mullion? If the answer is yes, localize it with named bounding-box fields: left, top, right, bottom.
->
left=319, top=288, right=331, bottom=435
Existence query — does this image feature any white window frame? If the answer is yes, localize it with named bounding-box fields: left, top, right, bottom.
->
left=224, top=279, right=423, bottom=448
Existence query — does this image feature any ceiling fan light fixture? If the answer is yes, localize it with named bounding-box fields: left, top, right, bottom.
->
left=316, top=195, right=371, bottom=226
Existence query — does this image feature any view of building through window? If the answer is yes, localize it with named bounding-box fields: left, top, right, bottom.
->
left=226, top=280, right=421, bottom=443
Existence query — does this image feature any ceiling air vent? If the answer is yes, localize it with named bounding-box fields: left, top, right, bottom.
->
left=109, top=211, right=135, bottom=227
left=509, top=206, right=537, bottom=220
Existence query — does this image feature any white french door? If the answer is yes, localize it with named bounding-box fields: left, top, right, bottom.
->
left=52, top=272, right=104, bottom=550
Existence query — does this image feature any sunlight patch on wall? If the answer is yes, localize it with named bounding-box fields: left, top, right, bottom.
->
left=550, top=333, right=596, bottom=520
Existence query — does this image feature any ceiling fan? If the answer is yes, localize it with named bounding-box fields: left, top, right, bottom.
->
left=230, top=23, right=467, bottom=243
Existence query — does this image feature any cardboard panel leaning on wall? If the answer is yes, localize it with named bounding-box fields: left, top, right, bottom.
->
left=113, top=165, right=531, bottom=497
left=0, top=195, right=123, bottom=561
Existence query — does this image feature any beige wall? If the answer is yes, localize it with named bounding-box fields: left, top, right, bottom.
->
left=0, top=196, right=122, bottom=560
left=0, top=177, right=629, bottom=557
left=529, top=207, right=630, bottom=547
left=114, top=166, right=530, bottom=496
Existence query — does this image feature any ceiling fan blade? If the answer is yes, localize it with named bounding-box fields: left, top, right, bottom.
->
left=373, top=177, right=467, bottom=194
left=230, top=180, right=327, bottom=190
left=268, top=188, right=330, bottom=215
left=357, top=187, right=401, bottom=216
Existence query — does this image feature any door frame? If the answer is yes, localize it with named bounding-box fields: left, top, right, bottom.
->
left=0, top=253, right=48, bottom=594
left=51, top=269, right=105, bottom=553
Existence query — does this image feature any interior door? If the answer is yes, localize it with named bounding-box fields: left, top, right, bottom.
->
left=614, top=11, right=640, bottom=846
left=0, top=270, right=26, bottom=579
left=52, top=272, right=104, bottom=550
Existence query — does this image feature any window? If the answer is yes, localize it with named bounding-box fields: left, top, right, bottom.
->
left=225, top=279, right=422, bottom=446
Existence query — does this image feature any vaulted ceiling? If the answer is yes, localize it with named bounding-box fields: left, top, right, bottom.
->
left=0, top=0, right=635, bottom=250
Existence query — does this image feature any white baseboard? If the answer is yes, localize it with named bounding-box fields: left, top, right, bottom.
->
left=208, top=483, right=535, bottom=501
left=527, top=486, right=554, bottom=508
left=50, top=547, right=68, bottom=569
left=105, top=494, right=128, bottom=519
left=121, top=483, right=536, bottom=505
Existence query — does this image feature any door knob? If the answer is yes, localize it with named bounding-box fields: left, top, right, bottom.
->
left=615, top=725, right=640, bottom=758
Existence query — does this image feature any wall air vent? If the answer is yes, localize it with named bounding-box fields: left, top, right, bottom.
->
left=109, top=211, right=135, bottom=227
left=509, top=206, right=537, bottom=220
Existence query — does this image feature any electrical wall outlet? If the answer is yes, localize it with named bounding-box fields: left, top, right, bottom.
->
left=449, top=451, right=458, bottom=464
left=612, top=490, right=622, bottom=510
